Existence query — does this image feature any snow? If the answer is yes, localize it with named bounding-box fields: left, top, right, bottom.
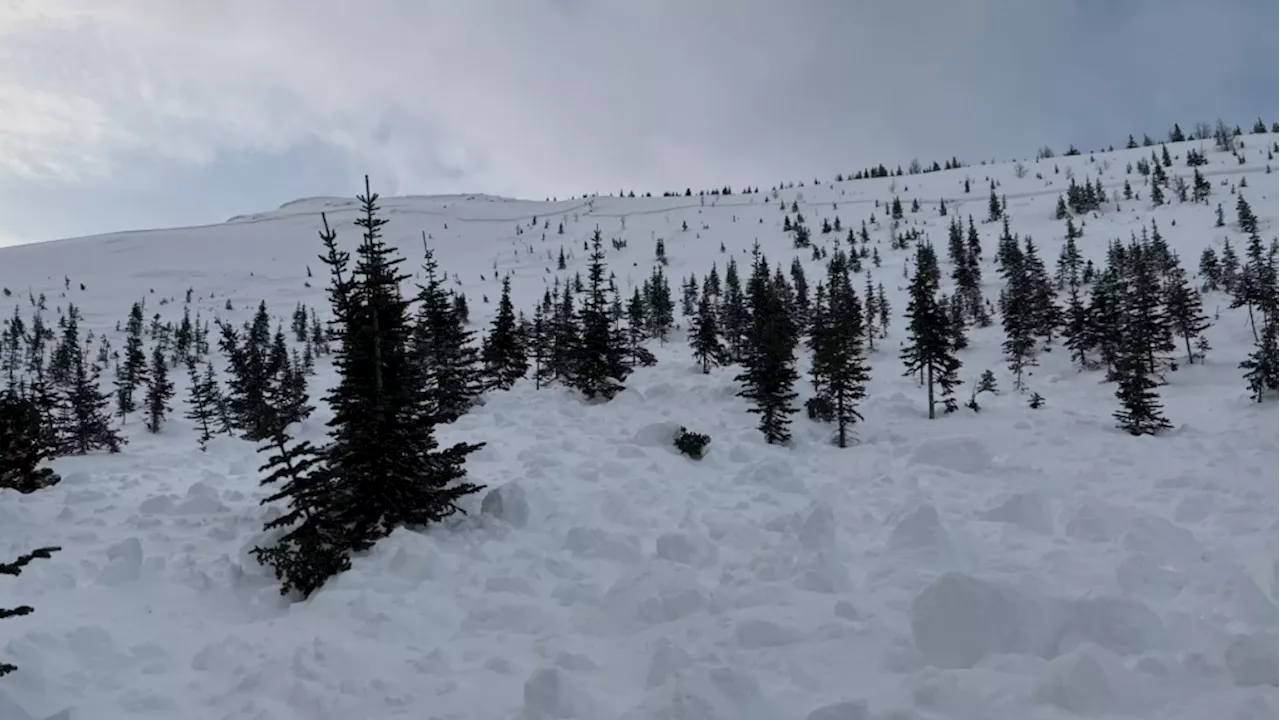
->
left=1, top=135, right=1277, bottom=719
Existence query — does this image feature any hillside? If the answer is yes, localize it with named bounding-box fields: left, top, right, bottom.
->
left=0, top=132, right=1277, bottom=720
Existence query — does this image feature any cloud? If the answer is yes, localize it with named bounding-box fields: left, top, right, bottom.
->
left=0, top=0, right=1275, bottom=201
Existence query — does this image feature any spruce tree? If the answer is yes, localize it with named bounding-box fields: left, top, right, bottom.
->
left=568, top=229, right=631, bottom=400
left=811, top=258, right=870, bottom=447
left=481, top=276, right=528, bottom=390
left=735, top=247, right=799, bottom=444
left=1113, top=325, right=1173, bottom=436
left=688, top=285, right=724, bottom=373
left=1163, top=262, right=1210, bottom=365
left=115, top=300, right=148, bottom=420
left=0, top=390, right=61, bottom=492
left=185, top=357, right=221, bottom=450
left=414, top=243, right=482, bottom=421
left=253, top=179, right=484, bottom=598
left=0, top=545, right=60, bottom=676
left=901, top=243, right=962, bottom=417
left=144, top=341, right=174, bottom=433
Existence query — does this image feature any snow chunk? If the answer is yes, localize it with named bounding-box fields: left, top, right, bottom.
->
left=889, top=504, right=950, bottom=551
left=907, top=436, right=994, bottom=475
left=1057, top=596, right=1164, bottom=656
left=97, top=537, right=143, bottom=586
left=564, top=526, right=641, bottom=563
left=481, top=482, right=530, bottom=528
left=800, top=503, right=837, bottom=552
left=602, top=565, right=708, bottom=628
left=654, top=531, right=717, bottom=567
left=645, top=639, right=694, bottom=689
left=910, top=572, right=1047, bottom=668
left=1116, top=553, right=1186, bottom=602
left=978, top=492, right=1054, bottom=535
left=621, top=666, right=775, bottom=720
left=1225, top=633, right=1279, bottom=687
left=521, top=667, right=602, bottom=719
left=631, top=421, right=683, bottom=449
left=806, top=700, right=870, bottom=720
left=734, top=618, right=804, bottom=648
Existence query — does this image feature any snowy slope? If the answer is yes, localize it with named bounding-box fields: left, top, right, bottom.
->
left=0, top=135, right=1277, bottom=720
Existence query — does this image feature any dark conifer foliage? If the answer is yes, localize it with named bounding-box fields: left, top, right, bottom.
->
left=688, top=283, right=725, bottom=374
left=0, top=545, right=60, bottom=677
left=0, top=389, right=60, bottom=492
left=482, top=275, right=528, bottom=391
left=115, top=300, right=149, bottom=420
left=567, top=229, right=631, bottom=400
left=144, top=341, right=174, bottom=433
left=735, top=246, right=799, bottom=444
left=810, top=254, right=870, bottom=447
left=902, top=243, right=961, bottom=417
left=253, top=178, right=484, bottom=599
left=414, top=243, right=482, bottom=420
left=185, top=357, right=226, bottom=450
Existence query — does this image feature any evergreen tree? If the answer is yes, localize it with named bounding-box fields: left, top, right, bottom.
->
left=185, top=357, right=222, bottom=450
left=999, top=240, right=1039, bottom=389
left=529, top=299, right=552, bottom=390
left=481, top=276, right=528, bottom=390
left=735, top=247, right=799, bottom=443
left=115, top=300, right=148, bottom=420
left=811, top=259, right=870, bottom=447
left=901, top=243, right=962, bottom=417
left=988, top=188, right=1002, bottom=222
left=414, top=243, right=482, bottom=421
left=0, top=389, right=61, bottom=492
left=1164, top=262, right=1210, bottom=365
left=568, top=229, right=631, bottom=400
left=688, top=285, right=725, bottom=373
left=1198, top=247, right=1221, bottom=291
left=0, top=544, right=60, bottom=677
left=252, top=179, right=484, bottom=598
left=1113, top=325, right=1173, bottom=436
left=144, top=341, right=174, bottom=433
left=720, top=257, right=749, bottom=361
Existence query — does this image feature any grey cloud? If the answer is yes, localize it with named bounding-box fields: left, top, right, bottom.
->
left=0, top=0, right=1274, bottom=201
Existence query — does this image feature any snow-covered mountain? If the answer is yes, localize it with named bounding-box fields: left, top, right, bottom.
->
left=1, top=132, right=1277, bottom=720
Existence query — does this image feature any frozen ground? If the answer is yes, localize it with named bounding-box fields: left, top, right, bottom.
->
left=0, top=135, right=1277, bottom=719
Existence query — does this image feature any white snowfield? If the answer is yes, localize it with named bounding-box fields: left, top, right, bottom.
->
left=1, top=135, right=1277, bottom=720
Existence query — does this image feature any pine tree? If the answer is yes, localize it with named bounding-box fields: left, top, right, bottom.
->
left=481, top=276, right=528, bottom=390
left=1164, top=262, right=1210, bottom=365
left=0, top=389, right=61, bottom=492
left=414, top=243, right=482, bottom=420
left=999, top=240, right=1039, bottom=389
left=569, top=230, right=631, bottom=400
left=736, top=247, right=799, bottom=443
left=688, top=285, right=725, bottom=374
left=115, top=300, right=148, bottom=420
left=901, top=243, right=962, bottom=417
left=144, top=341, right=174, bottom=433
left=185, top=357, right=220, bottom=450
left=988, top=188, right=1002, bottom=222
left=253, top=179, right=484, bottom=598
left=1198, top=247, right=1221, bottom=291
left=720, top=257, right=749, bottom=361
left=1113, top=325, right=1173, bottom=436
left=1236, top=195, right=1258, bottom=235
left=0, top=544, right=60, bottom=676
left=811, top=258, right=870, bottom=447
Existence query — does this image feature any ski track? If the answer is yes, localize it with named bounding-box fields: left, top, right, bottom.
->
left=0, top=137, right=1277, bottom=720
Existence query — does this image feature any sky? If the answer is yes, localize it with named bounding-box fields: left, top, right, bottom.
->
left=0, top=0, right=1275, bottom=247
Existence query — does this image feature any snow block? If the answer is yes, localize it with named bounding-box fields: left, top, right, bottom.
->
left=1224, top=632, right=1279, bottom=687
left=621, top=666, right=775, bottom=720
left=603, top=565, right=708, bottom=628
left=805, top=700, right=870, bottom=720
left=480, top=482, right=530, bottom=528
left=1056, top=596, right=1164, bottom=657
left=907, top=436, right=994, bottom=475
left=889, top=504, right=950, bottom=551
left=910, top=572, right=1046, bottom=668
left=521, top=667, right=602, bottom=719
left=978, top=492, right=1054, bottom=535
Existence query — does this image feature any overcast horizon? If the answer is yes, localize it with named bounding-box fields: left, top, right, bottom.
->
left=0, top=0, right=1275, bottom=247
